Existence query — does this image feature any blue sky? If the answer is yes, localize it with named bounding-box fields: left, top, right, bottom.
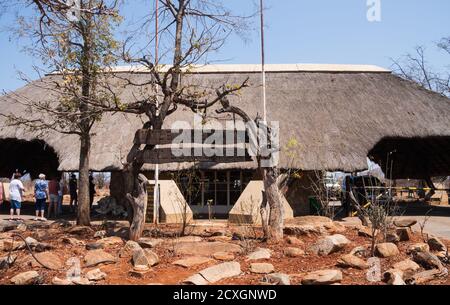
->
left=1, top=0, right=449, bottom=92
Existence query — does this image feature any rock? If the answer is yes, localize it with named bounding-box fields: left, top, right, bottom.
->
left=94, top=230, right=107, bottom=239
left=11, top=271, right=41, bottom=285
left=86, top=268, right=107, bottom=281
left=412, top=251, right=444, bottom=270
left=309, top=234, right=350, bottom=256
left=25, top=237, right=39, bottom=247
left=393, top=219, right=417, bottom=228
left=0, top=240, right=3, bottom=251
left=176, top=236, right=203, bottom=243
left=427, top=236, right=447, bottom=252
left=209, top=236, right=231, bottom=242
left=84, top=249, right=117, bottom=267
left=393, top=259, right=420, bottom=273
left=72, top=277, right=92, bottom=285
left=301, top=270, right=343, bottom=285
left=283, top=247, right=305, bottom=258
left=250, top=263, right=274, bottom=274
left=52, top=277, right=73, bottom=285
left=97, top=236, right=124, bottom=247
left=174, top=241, right=241, bottom=257
left=375, top=243, right=399, bottom=258
left=358, top=227, right=378, bottom=238
left=246, top=248, right=272, bottom=260
left=138, top=237, right=163, bottom=248
left=31, top=252, right=64, bottom=270
left=407, top=243, right=430, bottom=254
left=34, top=242, right=53, bottom=252
left=337, top=254, right=369, bottom=270
left=62, top=237, right=85, bottom=247
left=385, top=232, right=400, bottom=244
left=0, top=255, right=16, bottom=269
left=49, top=219, right=72, bottom=229
left=16, top=223, right=27, bottom=232
left=172, top=256, right=213, bottom=268
left=286, top=236, right=303, bottom=246
left=119, top=240, right=142, bottom=258
left=350, top=246, right=368, bottom=257
left=133, top=249, right=159, bottom=268
left=68, top=226, right=94, bottom=236
left=396, top=228, right=411, bottom=241
left=284, top=225, right=324, bottom=236
left=213, top=252, right=235, bottom=261
left=2, top=240, right=26, bottom=251
left=383, top=269, right=406, bottom=285
left=86, top=242, right=104, bottom=250
left=406, top=268, right=449, bottom=285
left=184, top=262, right=241, bottom=285
left=264, top=273, right=290, bottom=285
left=129, top=266, right=151, bottom=278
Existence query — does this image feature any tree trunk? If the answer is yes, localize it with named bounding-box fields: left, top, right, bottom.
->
left=263, top=167, right=284, bottom=241
left=77, top=132, right=91, bottom=226
left=126, top=166, right=148, bottom=241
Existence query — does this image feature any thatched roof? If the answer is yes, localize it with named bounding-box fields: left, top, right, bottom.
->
left=1, top=64, right=449, bottom=178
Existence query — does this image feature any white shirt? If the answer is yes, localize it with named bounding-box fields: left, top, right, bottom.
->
left=9, top=179, right=25, bottom=202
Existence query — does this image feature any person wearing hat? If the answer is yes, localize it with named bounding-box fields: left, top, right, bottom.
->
left=34, top=174, right=49, bottom=221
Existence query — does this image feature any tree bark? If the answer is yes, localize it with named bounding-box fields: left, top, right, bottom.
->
left=126, top=167, right=148, bottom=241
left=263, top=167, right=284, bottom=241
left=77, top=132, right=91, bottom=226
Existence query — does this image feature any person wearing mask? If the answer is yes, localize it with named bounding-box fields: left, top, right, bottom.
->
left=48, top=177, right=60, bottom=219
left=69, top=174, right=78, bottom=212
left=9, top=173, right=25, bottom=221
left=34, top=174, right=49, bottom=221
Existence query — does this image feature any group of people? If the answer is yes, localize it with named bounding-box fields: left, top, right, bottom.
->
left=4, top=172, right=96, bottom=221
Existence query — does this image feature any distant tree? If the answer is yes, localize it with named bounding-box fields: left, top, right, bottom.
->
left=392, top=37, right=450, bottom=97
left=0, top=0, right=122, bottom=226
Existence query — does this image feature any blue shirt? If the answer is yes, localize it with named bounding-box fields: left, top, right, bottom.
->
left=35, top=180, right=48, bottom=200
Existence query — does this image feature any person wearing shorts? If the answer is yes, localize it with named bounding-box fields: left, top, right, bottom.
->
left=34, top=174, right=49, bottom=221
left=9, top=173, right=25, bottom=221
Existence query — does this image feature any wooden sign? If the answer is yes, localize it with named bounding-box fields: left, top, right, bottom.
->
left=138, top=148, right=252, bottom=164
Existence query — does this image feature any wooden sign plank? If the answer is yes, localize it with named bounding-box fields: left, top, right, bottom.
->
left=139, top=147, right=253, bottom=164
left=134, top=129, right=248, bottom=146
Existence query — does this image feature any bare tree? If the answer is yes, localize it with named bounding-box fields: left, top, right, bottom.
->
left=0, top=0, right=122, bottom=225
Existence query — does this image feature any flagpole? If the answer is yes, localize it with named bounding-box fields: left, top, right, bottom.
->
left=260, top=0, right=267, bottom=122
left=153, top=0, right=160, bottom=224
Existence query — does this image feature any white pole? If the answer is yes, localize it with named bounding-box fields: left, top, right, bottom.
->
left=260, top=0, right=267, bottom=122
left=153, top=0, right=160, bottom=224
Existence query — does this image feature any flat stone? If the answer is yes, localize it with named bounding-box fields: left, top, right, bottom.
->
left=250, top=263, right=274, bottom=274
left=173, top=256, right=213, bottom=268
left=133, top=249, right=159, bottom=268
left=2, top=240, right=25, bottom=251
left=301, top=269, right=343, bottom=285
left=119, top=240, right=142, bottom=258
left=72, top=277, right=92, bottom=285
left=337, top=254, right=369, bottom=270
left=407, top=243, right=430, bottom=254
left=86, top=268, right=107, bottom=281
left=175, top=241, right=241, bottom=257
left=199, top=262, right=241, bottom=283
left=358, top=227, right=378, bottom=238
left=183, top=273, right=209, bottom=285
left=31, top=252, right=64, bottom=270
left=393, top=219, right=417, bottom=228
left=283, top=247, right=305, bottom=258
left=375, top=243, right=399, bottom=258
left=84, top=249, right=117, bottom=267
left=407, top=268, right=449, bottom=284
left=264, top=273, right=290, bottom=285
left=393, top=259, right=421, bottom=273
left=427, top=236, right=447, bottom=252
left=67, top=226, right=94, bottom=236
left=286, top=236, right=304, bottom=246
left=62, top=237, right=85, bottom=247
left=52, top=277, right=73, bottom=285
left=86, top=242, right=104, bottom=250
left=25, top=237, right=39, bottom=247
left=97, top=236, right=124, bottom=247
left=246, top=248, right=271, bottom=260
left=176, top=236, right=203, bottom=243
left=309, top=234, right=350, bottom=256
left=213, top=252, right=235, bottom=261
left=412, top=251, right=444, bottom=270
left=11, top=271, right=41, bottom=285
left=138, top=237, right=163, bottom=248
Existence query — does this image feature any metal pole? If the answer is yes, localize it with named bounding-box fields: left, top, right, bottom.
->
left=153, top=0, right=160, bottom=224
left=260, top=0, right=267, bottom=122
